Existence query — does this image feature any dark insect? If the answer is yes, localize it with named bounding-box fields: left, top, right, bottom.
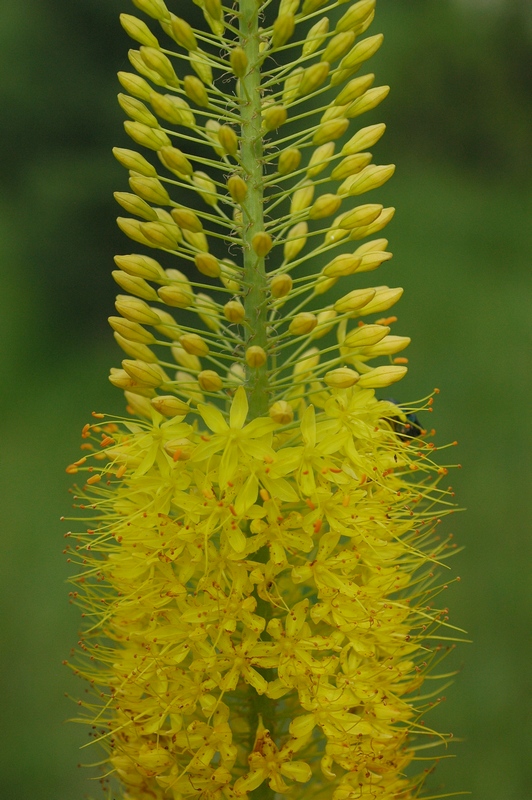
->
left=385, top=398, right=423, bottom=440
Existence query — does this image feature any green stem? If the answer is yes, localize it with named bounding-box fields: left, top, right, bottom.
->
left=240, top=0, right=270, bottom=420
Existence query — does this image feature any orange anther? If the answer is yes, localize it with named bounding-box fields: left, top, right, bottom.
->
left=305, top=499, right=316, bottom=510
left=229, top=504, right=237, bottom=517
left=359, top=474, right=367, bottom=485
left=86, top=474, right=102, bottom=485
left=100, top=436, right=114, bottom=447
left=313, top=519, right=323, bottom=534
left=393, top=357, right=408, bottom=364
left=66, top=465, right=78, bottom=475
left=92, top=412, right=105, bottom=419
left=74, top=457, right=87, bottom=466
left=342, top=495, right=350, bottom=507
left=259, top=489, right=270, bottom=502
left=116, top=464, right=127, bottom=479
left=81, top=424, right=91, bottom=439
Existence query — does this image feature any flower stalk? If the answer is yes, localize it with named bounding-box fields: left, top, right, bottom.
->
left=64, top=1, right=463, bottom=799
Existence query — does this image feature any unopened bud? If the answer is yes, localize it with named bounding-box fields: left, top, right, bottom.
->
left=309, top=193, right=342, bottom=220
left=129, top=174, right=171, bottom=205
left=171, top=208, right=203, bottom=232
left=245, top=346, right=267, bottom=368
left=164, top=437, right=194, bottom=460
left=204, top=0, right=223, bottom=22
left=113, top=147, right=157, bottom=177
left=344, top=323, right=389, bottom=348
left=112, top=270, right=158, bottom=301
left=270, top=273, right=293, bottom=298
left=109, top=315, right=155, bottom=344
left=357, top=249, right=393, bottom=272
left=194, top=252, right=220, bottom=277
left=109, top=367, right=144, bottom=392
left=334, top=73, right=375, bottom=106
left=151, top=394, right=189, bottom=417
left=150, top=93, right=187, bottom=126
left=302, top=0, right=328, bottom=16
left=117, top=217, right=153, bottom=247
left=312, top=308, right=337, bottom=338
left=279, top=0, right=299, bottom=13
left=175, top=371, right=204, bottom=404
left=313, top=274, right=337, bottom=295
left=269, top=401, right=293, bottom=424
left=122, top=359, right=165, bottom=387
left=278, top=148, right=301, bottom=175
left=337, top=0, right=376, bottom=33
left=252, top=232, right=273, bottom=257
left=120, top=14, right=159, bottom=47
left=115, top=253, right=166, bottom=282
left=307, top=142, right=335, bottom=177
left=190, top=51, right=212, bottom=85
left=362, top=335, right=410, bottom=357
left=196, top=293, right=220, bottom=333
left=334, top=287, right=376, bottom=314
left=302, top=17, right=329, bottom=56
left=313, top=118, right=349, bottom=146
left=227, top=175, right=247, bottom=203
left=114, top=191, right=157, bottom=221
left=118, top=71, right=152, bottom=101
left=131, top=0, right=170, bottom=20
left=198, top=370, right=222, bottom=392
left=171, top=343, right=200, bottom=371
left=283, top=68, right=304, bottom=105
left=184, top=74, right=209, bottom=107
left=140, top=220, right=181, bottom=249
left=338, top=34, right=384, bottom=73
left=341, top=203, right=383, bottom=229
left=171, top=16, right=197, bottom=50
left=357, top=365, right=407, bottom=388
left=129, top=49, right=166, bottom=87
left=323, top=253, right=360, bottom=278
left=124, top=391, right=154, bottom=418
left=227, top=362, right=245, bottom=385
left=158, top=145, right=193, bottom=176
left=346, top=85, right=390, bottom=119
left=289, top=313, right=317, bottom=336
left=224, top=300, right=246, bottom=323
left=193, top=171, right=217, bottom=206
left=158, top=272, right=193, bottom=308
left=322, top=31, right=355, bottom=63
left=262, top=105, right=287, bottom=131
left=272, top=13, right=295, bottom=48
left=349, top=206, right=395, bottom=240
left=324, top=367, right=360, bottom=388
left=180, top=333, right=209, bottom=357
left=339, top=164, right=395, bottom=196
left=140, top=46, right=179, bottom=86
left=291, top=182, right=315, bottom=214
left=331, top=152, right=372, bottom=181
left=356, top=285, right=403, bottom=316
left=294, top=348, right=320, bottom=380
left=218, top=125, right=239, bottom=157
left=118, top=93, right=158, bottom=127
left=115, top=334, right=156, bottom=361
left=115, top=294, right=161, bottom=325
left=230, top=46, right=248, bottom=77
left=124, top=120, right=171, bottom=151
left=299, top=62, right=330, bottom=97
left=154, top=308, right=180, bottom=339
left=282, top=223, right=306, bottom=264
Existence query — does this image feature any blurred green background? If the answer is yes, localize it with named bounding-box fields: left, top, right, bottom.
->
left=0, top=0, right=530, bottom=797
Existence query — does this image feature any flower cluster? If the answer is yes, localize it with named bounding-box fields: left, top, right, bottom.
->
left=64, top=0, right=462, bottom=798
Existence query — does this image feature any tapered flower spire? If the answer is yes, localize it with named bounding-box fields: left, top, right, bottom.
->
left=64, top=1, right=462, bottom=798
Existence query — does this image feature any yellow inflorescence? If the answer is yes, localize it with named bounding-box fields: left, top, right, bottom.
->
left=65, top=1, right=462, bottom=798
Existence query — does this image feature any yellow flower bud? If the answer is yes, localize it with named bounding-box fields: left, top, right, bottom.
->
left=218, top=125, right=239, bottom=157
left=337, top=0, right=376, bottom=33
left=262, top=105, right=287, bottom=131
left=140, top=220, right=181, bottom=249
left=124, top=390, right=155, bottom=418
left=129, top=48, right=166, bottom=87
left=140, top=46, right=179, bottom=87
left=220, top=260, right=241, bottom=292
left=118, top=71, right=152, bottom=101
left=198, top=369, right=222, bottom=392
left=129, top=175, right=171, bottom=205
left=108, top=315, right=156, bottom=344
left=338, top=33, right=384, bottom=73
left=282, top=223, right=306, bottom=264
left=346, top=85, right=390, bottom=119
left=334, top=287, right=376, bottom=314
left=278, top=147, right=301, bottom=175
left=341, top=202, right=383, bottom=228
left=227, top=175, right=247, bottom=203
left=114, top=191, right=157, bottom=221
left=118, top=93, right=159, bottom=127
left=324, top=367, right=360, bottom=388
left=196, top=293, right=220, bottom=332
left=308, top=193, right=341, bottom=219
left=331, top=151, right=372, bottom=181
left=190, top=51, right=212, bottom=85
left=252, top=232, right=273, bottom=257
left=357, top=249, right=393, bottom=272
left=115, top=333, right=157, bottom=361
left=312, top=118, right=349, bottom=146
left=163, top=437, right=194, bottom=459
left=282, top=68, right=303, bottom=105
left=150, top=394, right=189, bottom=417
left=230, top=46, right=248, bottom=77
left=194, top=252, right=220, bottom=278
left=113, top=147, right=157, bottom=177
left=307, top=142, right=335, bottom=177
left=158, top=272, right=193, bottom=308
left=343, top=323, right=390, bottom=348
left=122, top=359, right=165, bottom=388
left=171, top=16, right=197, bottom=50
left=227, top=362, right=245, bottom=385
left=362, top=334, right=410, bottom=357
left=291, top=182, right=314, bottom=214
left=117, top=216, right=153, bottom=247
left=279, top=0, right=299, bottom=13
left=302, top=17, right=329, bottom=57
left=313, top=274, right=338, bottom=295
left=112, top=270, right=159, bottom=301
left=184, top=74, right=209, bottom=107
left=293, top=347, right=320, bottom=380
left=171, top=208, right=203, bottom=232
left=154, top=308, right=180, bottom=339
left=114, top=253, right=165, bottom=282
left=150, top=92, right=192, bottom=126
left=192, top=171, right=217, bottom=206
left=124, top=120, right=171, bottom=150
left=120, top=14, right=159, bottom=47
left=334, top=73, right=375, bottom=106
left=224, top=300, right=246, bottom=323
left=269, top=401, right=293, bottom=424
left=349, top=206, right=395, bottom=239
left=298, top=62, right=330, bottom=97
left=131, top=0, right=170, bottom=20
left=270, top=273, right=293, bottom=298
left=357, top=364, right=407, bottom=388
left=158, top=145, right=193, bottom=176
left=272, top=13, right=295, bottom=48
left=321, top=104, right=349, bottom=124
left=109, top=367, right=148, bottom=393
left=171, top=343, right=200, bottom=371
left=180, top=333, right=209, bottom=357
left=175, top=371, right=204, bottom=403
left=356, top=285, right=403, bottom=316
left=204, top=0, right=223, bottom=22
left=322, top=31, right=355, bottom=63
left=302, top=0, right=328, bottom=16
left=312, top=308, right=337, bottom=338
left=339, top=164, right=395, bottom=196
left=245, top=346, right=267, bottom=368
left=115, top=293, right=161, bottom=325
left=323, top=253, right=360, bottom=277
left=289, top=312, right=317, bottom=336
